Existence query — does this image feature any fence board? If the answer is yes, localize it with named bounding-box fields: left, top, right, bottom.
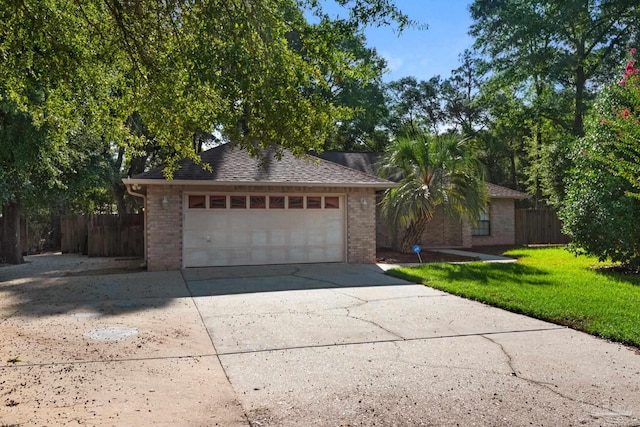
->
left=61, top=214, right=143, bottom=257
left=61, top=215, right=88, bottom=254
left=515, top=209, right=570, bottom=246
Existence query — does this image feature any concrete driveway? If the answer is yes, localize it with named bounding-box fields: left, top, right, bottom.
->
left=1, top=254, right=639, bottom=426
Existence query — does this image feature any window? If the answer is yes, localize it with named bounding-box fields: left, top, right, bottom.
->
left=472, top=209, right=490, bottom=236
left=230, top=195, right=247, bottom=209
left=210, top=195, right=227, bottom=209
left=306, top=196, right=321, bottom=209
left=250, top=196, right=266, bottom=209
left=288, top=196, right=303, bottom=209
left=324, top=197, right=339, bottom=209
left=188, top=195, right=206, bottom=209
left=269, top=196, right=285, bottom=209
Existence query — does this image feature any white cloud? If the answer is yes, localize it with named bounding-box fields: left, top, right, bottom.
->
left=380, top=51, right=405, bottom=73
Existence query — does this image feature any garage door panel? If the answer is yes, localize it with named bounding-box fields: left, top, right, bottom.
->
left=184, top=194, right=345, bottom=267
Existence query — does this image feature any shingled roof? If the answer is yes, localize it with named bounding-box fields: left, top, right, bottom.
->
left=125, top=144, right=395, bottom=188
left=313, top=151, right=382, bottom=176
left=485, top=183, right=529, bottom=199
left=314, top=151, right=529, bottom=199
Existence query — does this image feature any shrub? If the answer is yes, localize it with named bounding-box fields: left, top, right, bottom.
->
left=560, top=48, right=640, bottom=269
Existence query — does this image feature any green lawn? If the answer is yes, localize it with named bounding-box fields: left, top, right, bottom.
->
left=387, top=247, right=640, bottom=347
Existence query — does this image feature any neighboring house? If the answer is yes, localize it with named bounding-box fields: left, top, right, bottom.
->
left=314, top=151, right=529, bottom=250
left=123, top=144, right=395, bottom=271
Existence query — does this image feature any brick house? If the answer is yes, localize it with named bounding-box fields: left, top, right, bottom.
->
left=123, top=144, right=395, bottom=271
left=314, top=152, right=529, bottom=251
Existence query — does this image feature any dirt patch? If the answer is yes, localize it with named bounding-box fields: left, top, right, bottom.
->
left=376, top=248, right=476, bottom=264
left=64, top=265, right=146, bottom=277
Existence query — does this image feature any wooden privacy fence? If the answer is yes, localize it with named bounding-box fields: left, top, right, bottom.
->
left=515, top=209, right=570, bottom=246
left=61, top=214, right=144, bottom=257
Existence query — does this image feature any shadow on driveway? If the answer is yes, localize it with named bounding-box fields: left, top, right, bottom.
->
left=182, top=263, right=412, bottom=297
left=0, top=253, right=187, bottom=318
left=1, top=254, right=412, bottom=318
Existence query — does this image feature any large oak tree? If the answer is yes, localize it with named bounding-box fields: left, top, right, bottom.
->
left=0, top=0, right=410, bottom=263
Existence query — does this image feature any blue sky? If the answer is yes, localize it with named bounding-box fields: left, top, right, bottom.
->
left=321, top=1, right=475, bottom=82
left=366, top=1, right=475, bottom=81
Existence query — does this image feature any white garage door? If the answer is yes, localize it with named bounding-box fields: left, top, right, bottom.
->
left=183, top=194, right=345, bottom=267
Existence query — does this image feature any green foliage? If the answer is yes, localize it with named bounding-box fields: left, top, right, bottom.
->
left=470, top=0, right=640, bottom=206
left=0, top=0, right=411, bottom=179
left=385, top=76, right=444, bottom=136
left=0, top=99, right=60, bottom=204
left=475, top=85, right=529, bottom=190
left=560, top=51, right=640, bottom=269
left=388, top=247, right=640, bottom=347
left=379, top=133, right=487, bottom=252
left=471, top=0, right=639, bottom=137
left=317, top=28, right=390, bottom=151
left=599, top=51, right=640, bottom=196
left=440, top=49, right=487, bottom=136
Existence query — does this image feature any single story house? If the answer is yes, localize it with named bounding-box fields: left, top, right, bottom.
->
left=123, top=144, right=395, bottom=271
left=314, top=151, right=529, bottom=250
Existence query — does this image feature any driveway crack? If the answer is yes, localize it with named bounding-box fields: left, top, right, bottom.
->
left=291, top=270, right=343, bottom=288
left=181, top=270, right=253, bottom=427
left=343, top=306, right=406, bottom=341
left=482, top=334, right=639, bottom=422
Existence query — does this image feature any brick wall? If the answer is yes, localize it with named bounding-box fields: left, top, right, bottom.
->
left=421, top=207, right=464, bottom=247
left=471, top=198, right=516, bottom=246
left=143, top=184, right=378, bottom=269
left=347, top=189, right=377, bottom=263
left=146, top=186, right=183, bottom=271
left=375, top=193, right=394, bottom=249
left=376, top=203, right=470, bottom=250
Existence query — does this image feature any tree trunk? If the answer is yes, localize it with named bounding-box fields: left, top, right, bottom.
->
left=574, top=62, right=586, bottom=137
left=509, top=150, right=518, bottom=190
left=111, top=182, right=128, bottom=216
left=534, top=126, right=543, bottom=209
left=399, top=220, right=428, bottom=254
left=1, top=199, right=24, bottom=264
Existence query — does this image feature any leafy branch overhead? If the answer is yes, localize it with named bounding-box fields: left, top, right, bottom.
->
left=0, top=0, right=412, bottom=176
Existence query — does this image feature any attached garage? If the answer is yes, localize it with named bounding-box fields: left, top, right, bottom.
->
left=123, top=144, right=395, bottom=271
left=183, top=193, right=345, bottom=267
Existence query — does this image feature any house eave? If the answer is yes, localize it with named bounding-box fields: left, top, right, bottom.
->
left=488, top=195, right=530, bottom=200
left=122, top=178, right=397, bottom=189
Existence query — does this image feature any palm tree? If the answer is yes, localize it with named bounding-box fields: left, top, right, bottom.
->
left=379, top=133, right=487, bottom=253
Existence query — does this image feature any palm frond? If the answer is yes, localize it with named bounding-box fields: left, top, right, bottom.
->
left=380, top=132, right=487, bottom=233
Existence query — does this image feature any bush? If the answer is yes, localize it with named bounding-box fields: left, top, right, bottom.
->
left=560, top=49, right=640, bottom=269
left=560, top=139, right=640, bottom=269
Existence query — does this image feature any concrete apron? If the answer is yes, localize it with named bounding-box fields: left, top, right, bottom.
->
left=1, top=257, right=639, bottom=426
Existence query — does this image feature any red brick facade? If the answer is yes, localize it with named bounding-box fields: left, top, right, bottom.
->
left=146, top=186, right=183, bottom=271
left=346, top=190, right=377, bottom=264
left=471, top=198, right=517, bottom=246
left=144, top=185, right=378, bottom=271
left=376, top=195, right=518, bottom=250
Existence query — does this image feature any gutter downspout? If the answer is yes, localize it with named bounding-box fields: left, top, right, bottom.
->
left=125, top=183, right=148, bottom=268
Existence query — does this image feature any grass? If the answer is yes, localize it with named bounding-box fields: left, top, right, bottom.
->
left=387, top=247, right=640, bottom=348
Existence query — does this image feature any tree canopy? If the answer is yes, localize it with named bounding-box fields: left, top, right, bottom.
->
left=1, top=0, right=411, bottom=168
left=471, top=0, right=640, bottom=137
left=0, top=0, right=412, bottom=263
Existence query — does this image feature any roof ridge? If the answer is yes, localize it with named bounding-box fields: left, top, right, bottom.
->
left=309, top=151, right=386, bottom=182
left=129, top=142, right=395, bottom=187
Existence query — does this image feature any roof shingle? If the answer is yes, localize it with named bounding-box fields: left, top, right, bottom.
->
left=314, top=151, right=529, bottom=199
left=128, top=144, right=395, bottom=188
